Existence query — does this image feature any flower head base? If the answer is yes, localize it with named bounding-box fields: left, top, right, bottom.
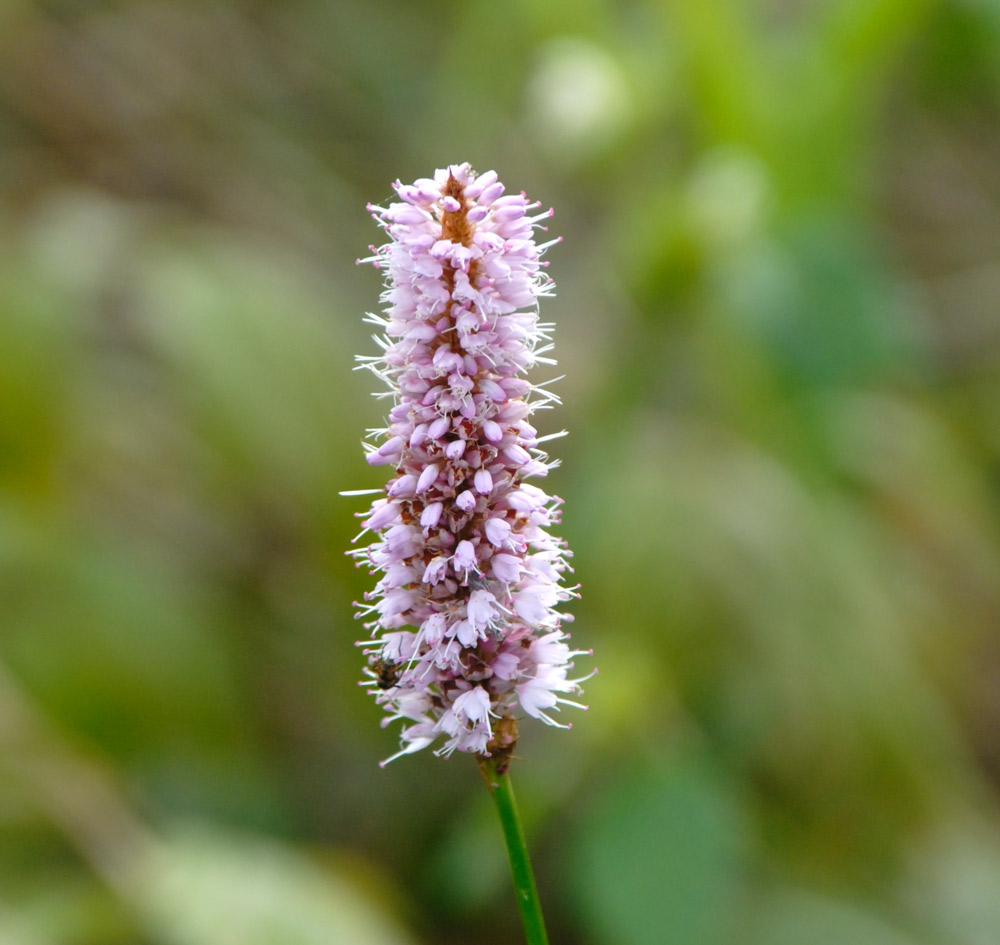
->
left=350, top=163, right=589, bottom=765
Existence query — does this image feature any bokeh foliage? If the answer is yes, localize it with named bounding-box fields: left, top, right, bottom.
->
left=2, top=1, right=1000, bottom=943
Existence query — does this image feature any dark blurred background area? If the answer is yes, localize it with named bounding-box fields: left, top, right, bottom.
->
left=2, top=1, right=1000, bottom=944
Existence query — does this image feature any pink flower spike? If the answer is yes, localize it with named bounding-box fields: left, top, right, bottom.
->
left=350, top=163, right=588, bottom=764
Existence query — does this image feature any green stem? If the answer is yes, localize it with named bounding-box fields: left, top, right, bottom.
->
left=483, top=762, right=550, bottom=945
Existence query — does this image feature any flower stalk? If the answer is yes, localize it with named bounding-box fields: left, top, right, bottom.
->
left=481, top=760, right=550, bottom=945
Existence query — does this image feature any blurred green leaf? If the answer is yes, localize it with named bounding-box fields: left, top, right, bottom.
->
left=568, top=749, right=747, bottom=945
left=135, top=824, right=418, bottom=945
left=0, top=917, right=56, bottom=945
left=902, top=814, right=1000, bottom=945
left=136, top=234, right=356, bottom=519
left=749, top=888, right=930, bottom=945
left=0, top=873, right=129, bottom=945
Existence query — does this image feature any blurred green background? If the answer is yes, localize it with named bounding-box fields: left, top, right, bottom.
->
left=2, top=1, right=1000, bottom=943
